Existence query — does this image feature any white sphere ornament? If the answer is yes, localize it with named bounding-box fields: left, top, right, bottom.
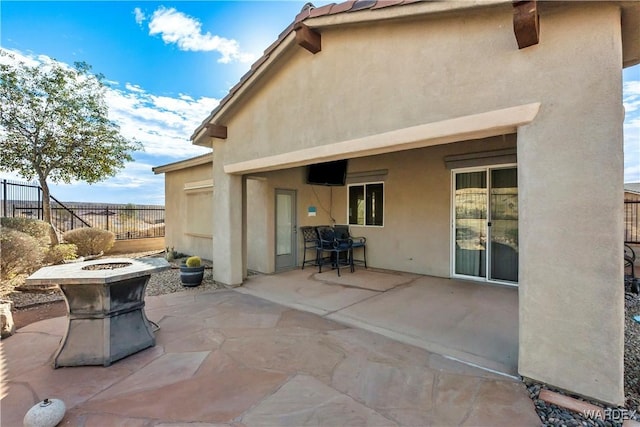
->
left=23, top=398, right=66, bottom=427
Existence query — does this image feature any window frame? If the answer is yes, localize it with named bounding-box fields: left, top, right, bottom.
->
left=347, top=181, right=385, bottom=227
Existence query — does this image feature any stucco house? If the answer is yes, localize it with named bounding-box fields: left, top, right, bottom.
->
left=627, top=183, right=640, bottom=202
left=154, top=0, right=640, bottom=405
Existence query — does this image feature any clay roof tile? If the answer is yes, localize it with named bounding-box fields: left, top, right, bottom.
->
left=330, top=0, right=357, bottom=15
left=309, top=3, right=336, bottom=18
left=371, top=0, right=405, bottom=10
left=350, top=0, right=377, bottom=12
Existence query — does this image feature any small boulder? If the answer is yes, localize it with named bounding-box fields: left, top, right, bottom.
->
left=0, top=299, right=15, bottom=338
left=23, top=398, right=66, bottom=427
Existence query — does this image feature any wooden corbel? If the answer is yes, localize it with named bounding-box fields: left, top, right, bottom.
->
left=294, top=23, right=321, bottom=54
left=513, top=1, right=539, bottom=49
left=206, top=124, right=227, bottom=139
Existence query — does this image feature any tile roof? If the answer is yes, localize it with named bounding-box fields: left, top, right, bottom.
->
left=191, top=0, right=430, bottom=141
left=626, top=183, right=640, bottom=194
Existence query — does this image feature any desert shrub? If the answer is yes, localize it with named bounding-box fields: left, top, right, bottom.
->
left=1, top=217, right=52, bottom=247
left=185, top=256, right=201, bottom=267
left=45, top=243, right=78, bottom=265
left=63, top=227, right=115, bottom=256
left=1, top=228, right=46, bottom=279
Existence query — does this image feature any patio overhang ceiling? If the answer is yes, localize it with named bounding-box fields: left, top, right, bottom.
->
left=223, top=102, right=540, bottom=175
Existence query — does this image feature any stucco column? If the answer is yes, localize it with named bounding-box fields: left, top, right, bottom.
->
left=517, top=60, right=625, bottom=404
left=212, top=149, right=243, bottom=286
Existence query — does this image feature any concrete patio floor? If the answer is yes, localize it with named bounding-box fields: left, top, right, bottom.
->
left=1, top=276, right=538, bottom=426
left=238, top=268, right=519, bottom=376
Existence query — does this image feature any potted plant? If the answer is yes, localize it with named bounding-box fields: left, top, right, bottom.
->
left=180, top=256, right=205, bottom=287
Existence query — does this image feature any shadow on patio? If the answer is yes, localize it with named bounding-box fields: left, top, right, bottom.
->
left=1, top=274, right=536, bottom=426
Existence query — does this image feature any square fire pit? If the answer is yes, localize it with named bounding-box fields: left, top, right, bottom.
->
left=26, top=257, right=169, bottom=368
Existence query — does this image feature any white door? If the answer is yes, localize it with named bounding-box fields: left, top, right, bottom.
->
left=275, top=189, right=297, bottom=271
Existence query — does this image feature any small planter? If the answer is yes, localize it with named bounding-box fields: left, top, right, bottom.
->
left=180, top=256, right=204, bottom=287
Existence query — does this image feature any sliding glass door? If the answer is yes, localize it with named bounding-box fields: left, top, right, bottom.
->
left=453, top=166, right=518, bottom=284
left=489, top=168, right=518, bottom=282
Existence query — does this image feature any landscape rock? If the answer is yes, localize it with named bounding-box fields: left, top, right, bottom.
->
left=0, top=299, right=15, bottom=338
left=23, top=398, right=66, bottom=427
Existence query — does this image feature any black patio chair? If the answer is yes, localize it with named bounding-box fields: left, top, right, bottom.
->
left=316, top=226, right=353, bottom=276
left=300, top=226, right=319, bottom=269
left=625, top=244, right=638, bottom=293
left=334, top=224, right=367, bottom=269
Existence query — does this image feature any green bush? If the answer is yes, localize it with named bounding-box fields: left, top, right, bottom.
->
left=1, top=228, right=46, bottom=279
left=63, top=227, right=115, bottom=256
left=45, top=243, right=78, bottom=265
left=185, top=256, right=201, bottom=267
left=1, top=217, right=52, bottom=247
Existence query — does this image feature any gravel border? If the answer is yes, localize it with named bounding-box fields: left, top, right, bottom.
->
left=0, top=251, right=224, bottom=309
left=524, top=291, right=640, bottom=426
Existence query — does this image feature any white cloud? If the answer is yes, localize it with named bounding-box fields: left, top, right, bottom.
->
left=0, top=48, right=216, bottom=203
left=125, top=82, right=145, bottom=93
left=146, top=7, right=256, bottom=64
left=134, top=7, right=146, bottom=25
left=624, top=77, right=640, bottom=183
left=624, top=128, right=640, bottom=183
left=624, top=80, right=640, bottom=114
left=103, top=86, right=217, bottom=158
left=2, top=47, right=217, bottom=159
left=0, top=49, right=38, bottom=67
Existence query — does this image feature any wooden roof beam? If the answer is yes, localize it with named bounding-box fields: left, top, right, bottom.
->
left=294, top=23, right=321, bottom=54
left=513, top=1, right=539, bottom=49
left=206, top=124, right=227, bottom=139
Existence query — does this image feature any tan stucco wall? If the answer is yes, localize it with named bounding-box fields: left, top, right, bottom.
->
left=208, top=3, right=626, bottom=404
left=107, top=237, right=165, bottom=255
left=626, top=191, right=640, bottom=202
left=246, top=135, right=516, bottom=276
left=163, top=163, right=213, bottom=261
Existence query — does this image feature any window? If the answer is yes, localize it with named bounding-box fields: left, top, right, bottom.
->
left=348, top=183, right=384, bottom=226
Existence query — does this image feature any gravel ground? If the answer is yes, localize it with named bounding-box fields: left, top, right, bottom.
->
left=0, top=251, right=224, bottom=308
left=525, top=290, right=640, bottom=426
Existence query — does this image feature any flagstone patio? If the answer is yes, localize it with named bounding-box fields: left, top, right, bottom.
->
left=1, top=281, right=538, bottom=426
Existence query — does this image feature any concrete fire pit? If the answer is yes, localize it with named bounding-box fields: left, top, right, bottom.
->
left=26, top=257, right=169, bottom=368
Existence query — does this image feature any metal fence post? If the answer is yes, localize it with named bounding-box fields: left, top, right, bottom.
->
left=38, top=187, right=42, bottom=220
left=2, top=179, right=7, bottom=217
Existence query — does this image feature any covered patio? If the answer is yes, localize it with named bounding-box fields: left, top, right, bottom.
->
left=1, top=273, right=535, bottom=426
left=238, top=267, right=519, bottom=377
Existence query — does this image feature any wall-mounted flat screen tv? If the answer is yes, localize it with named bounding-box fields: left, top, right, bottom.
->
left=306, top=160, right=348, bottom=186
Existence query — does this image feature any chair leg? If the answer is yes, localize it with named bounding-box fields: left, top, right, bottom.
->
left=363, top=246, right=367, bottom=269
left=302, top=247, right=307, bottom=270
left=350, top=249, right=355, bottom=273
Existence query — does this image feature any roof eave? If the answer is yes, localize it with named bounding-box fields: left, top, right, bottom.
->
left=622, top=2, right=640, bottom=68
left=306, top=0, right=508, bottom=29
left=152, top=153, right=214, bottom=174
left=189, top=0, right=512, bottom=146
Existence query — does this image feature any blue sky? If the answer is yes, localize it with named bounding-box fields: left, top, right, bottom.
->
left=1, top=1, right=639, bottom=205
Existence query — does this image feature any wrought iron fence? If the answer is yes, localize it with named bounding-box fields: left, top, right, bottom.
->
left=626, top=200, right=640, bottom=244
left=1, top=178, right=165, bottom=240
